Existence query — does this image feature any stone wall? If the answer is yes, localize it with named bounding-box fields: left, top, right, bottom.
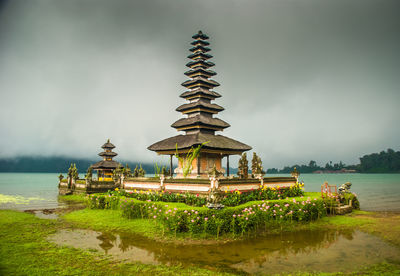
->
left=59, top=175, right=298, bottom=196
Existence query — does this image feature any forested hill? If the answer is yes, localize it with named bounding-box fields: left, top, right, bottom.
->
left=266, top=148, right=400, bottom=174
left=359, top=149, right=400, bottom=173
left=0, top=156, right=155, bottom=174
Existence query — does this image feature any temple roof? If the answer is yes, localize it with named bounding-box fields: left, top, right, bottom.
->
left=181, top=77, right=220, bottom=88
left=148, top=132, right=251, bottom=153
left=186, top=60, right=215, bottom=69
left=184, top=68, right=216, bottom=78
left=187, top=52, right=213, bottom=60
left=189, top=45, right=211, bottom=53
left=101, top=139, right=115, bottom=149
left=91, top=160, right=121, bottom=170
left=191, top=39, right=210, bottom=46
left=171, top=114, right=230, bottom=130
left=176, top=100, right=224, bottom=113
left=98, top=151, right=118, bottom=157
left=192, top=31, right=209, bottom=40
left=180, top=88, right=221, bottom=99
left=148, top=31, right=251, bottom=156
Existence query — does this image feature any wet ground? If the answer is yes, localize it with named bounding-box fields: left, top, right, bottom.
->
left=47, top=227, right=400, bottom=274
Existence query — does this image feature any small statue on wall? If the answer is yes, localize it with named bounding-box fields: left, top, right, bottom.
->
left=251, top=152, right=265, bottom=178
left=237, top=153, right=249, bottom=179
left=338, top=182, right=352, bottom=195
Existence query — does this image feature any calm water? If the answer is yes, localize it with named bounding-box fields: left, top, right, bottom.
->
left=48, top=228, right=400, bottom=274
left=0, top=173, right=399, bottom=211
left=2, top=172, right=400, bottom=274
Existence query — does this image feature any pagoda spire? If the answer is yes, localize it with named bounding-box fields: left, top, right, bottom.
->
left=172, top=31, right=229, bottom=135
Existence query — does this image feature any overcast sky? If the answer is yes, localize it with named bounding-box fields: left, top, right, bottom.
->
left=0, top=0, right=399, bottom=168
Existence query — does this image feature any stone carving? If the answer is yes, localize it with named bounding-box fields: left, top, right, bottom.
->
left=291, top=167, right=300, bottom=181
left=206, top=177, right=224, bottom=209
left=208, top=164, right=222, bottom=178
left=237, top=153, right=249, bottom=179
left=251, top=152, right=265, bottom=177
left=338, top=182, right=352, bottom=195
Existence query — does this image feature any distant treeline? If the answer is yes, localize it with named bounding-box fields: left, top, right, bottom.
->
left=1, top=148, right=399, bottom=174
left=266, top=148, right=400, bottom=174
left=358, top=148, right=400, bottom=173
left=0, top=156, right=156, bottom=174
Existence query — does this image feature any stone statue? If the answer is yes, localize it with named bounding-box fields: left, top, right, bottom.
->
left=206, top=176, right=224, bottom=209
left=338, top=182, right=352, bottom=195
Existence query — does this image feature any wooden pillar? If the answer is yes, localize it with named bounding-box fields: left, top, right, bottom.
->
left=197, top=154, right=201, bottom=176
left=169, top=154, right=173, bottom=177
left=227, top=155, right=230, bottom=176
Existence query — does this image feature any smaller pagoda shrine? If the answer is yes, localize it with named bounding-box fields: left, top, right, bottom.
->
left=91, top=139, right=121, bottom=181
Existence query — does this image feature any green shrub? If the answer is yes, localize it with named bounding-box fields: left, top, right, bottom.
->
left=118, top=196, right=326, bottom=237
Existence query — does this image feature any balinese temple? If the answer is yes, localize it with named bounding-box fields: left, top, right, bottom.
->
left=148, top=31, right=251, bottom=178
left=91, top=139, right=121, bottom=181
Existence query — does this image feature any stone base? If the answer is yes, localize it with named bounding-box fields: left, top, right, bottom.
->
left=333, top=205, right=353, bottom=215
left=206, top=203, right=225, bottom=210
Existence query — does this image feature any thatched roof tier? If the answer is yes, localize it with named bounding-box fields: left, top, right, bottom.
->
left=189, top=45, right=211, bottom=53
left=98, top=151, right=118, bottom=157
left=191, top=39, right=210, bottom=46
left=180, top=88, right=221, bottom=100
left=176, top=100, right=224, bottom=114
left=101, top=139, right=115, bottom=149
left=171, top=115, right=230, bottom=130
left=148, top=132, right=251, bottom=154
left=187, top=52, right=213, bottom=60
left=186, top=60, right=215, bottom=69
left=184, top=68, right=216, bottom=78
left=91, top=160, right=121, bottom=170
left=192, top=31, right=209, bottom=40
left=181, top=77, right=220, bottom=89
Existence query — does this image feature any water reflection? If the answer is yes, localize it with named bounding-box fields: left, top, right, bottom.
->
left=48, top=228, right=400, bottom=274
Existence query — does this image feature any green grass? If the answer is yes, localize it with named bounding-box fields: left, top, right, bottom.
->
left=58, top=194, right=86, bottom=203
left=63, top=209, right=161, bottom=238
left=0, top=210, right=234, bottom=275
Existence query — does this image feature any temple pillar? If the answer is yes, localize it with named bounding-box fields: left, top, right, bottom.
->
left=226, top=155, right=230, bottom=176
left=170, top=154, right=173, bottom=177
left=197, top=155, right=201, bottom=176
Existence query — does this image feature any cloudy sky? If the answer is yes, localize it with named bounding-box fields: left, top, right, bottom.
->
left=0, top=0, right=399, bottom=168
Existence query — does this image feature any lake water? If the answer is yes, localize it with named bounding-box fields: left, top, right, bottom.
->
left=0, top=173, right=399, bottom=211
left=48, top=227, right=400, bottom=274
left=2, top=172, right=400, bottom=274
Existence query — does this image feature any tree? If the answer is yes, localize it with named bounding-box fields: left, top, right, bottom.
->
left=175, top=142, right=208, bottom=178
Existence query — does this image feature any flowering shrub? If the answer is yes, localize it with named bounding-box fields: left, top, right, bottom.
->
left=118, top=196, right=326, bottom=237
left=86, top=193, right=120, bottom=210
left=107, top=189, right=207, bottom=207
left=221, top=183, right=304, bottom=206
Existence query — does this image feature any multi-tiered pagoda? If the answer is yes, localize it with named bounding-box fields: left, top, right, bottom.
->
left=148, top=31, right=251, bottom=178
left=91, top=139, right=121, bottom=181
